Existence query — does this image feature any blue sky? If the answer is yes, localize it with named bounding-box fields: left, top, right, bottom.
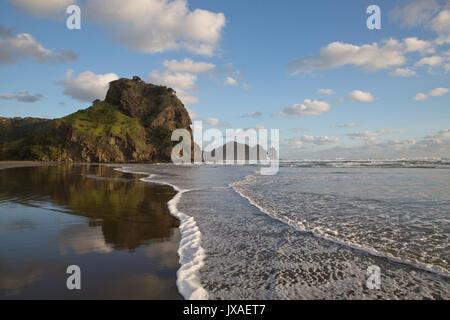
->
left=0, top=0, right=449, bottom=159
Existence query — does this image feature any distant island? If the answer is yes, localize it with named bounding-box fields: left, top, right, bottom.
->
left=0, top=77, right=192, bottom=162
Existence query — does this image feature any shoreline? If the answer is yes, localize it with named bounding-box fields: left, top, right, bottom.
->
left=116, top=166, right=208, bottom=300
left=0, top=162, right=183, bottom=299
left=0, top=161, right=58, bottom=170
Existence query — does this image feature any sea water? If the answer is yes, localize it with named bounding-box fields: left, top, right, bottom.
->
left=121, top=160, right=449, bottom=299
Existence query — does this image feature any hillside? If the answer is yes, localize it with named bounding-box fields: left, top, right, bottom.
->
left=0, top=77, right=192, bottom=162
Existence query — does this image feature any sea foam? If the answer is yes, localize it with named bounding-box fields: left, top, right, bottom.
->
left=115, top=166, right=208, bottom=300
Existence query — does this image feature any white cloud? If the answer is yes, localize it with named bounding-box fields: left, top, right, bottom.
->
left=390, top=0, right=441, bottom=27
left=176, top=91, right=199, bottom=105
left=301, top=135, right=340, bottom=145
left=425, top=129, right=450, bottom=140
left=0, top=25, right=78, bottom=64
left=204, top=118, right=230, bottom=127
left=276, top=99, right=331, bottom=118
left=0, top=91, right=44, bottom=103
left=391, top=67, right=416, bottom=77
left=430, top=9, right=450, bottom=43
left=162, top=58, right=215, bottom=74
left=149, top=69, right=199, bottom=105
left=283, top=129, right=450, bottom=159
left=149, top=70, right=197, bottom=91
left=347, top=90, right=375, bottom=102
left=290, top=39, right=406, bottom=74
left=316, top=88, right=334, bottom=95
left=58, top=70, right=118, bottom=102
left=429, top=87, right=449, bottom=96
left=347, top=130, right=393, bottom=139
left=413, top=93, right=428, bottom=101
left=9, top=0, right=76, bottom=17
left=224, top=77, right=238, bottom=86
left=415, top=55, right=444, bottom=67
left=391, top=1, right=450, bottom=44
left=413, top=87, right=449, bottom=100
left=84, top=0, right=226, bottom=56
left=403, top=37, right=435, bottom=54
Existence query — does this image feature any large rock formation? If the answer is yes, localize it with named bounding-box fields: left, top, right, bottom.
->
left=0, top=77, right=193, bottom=163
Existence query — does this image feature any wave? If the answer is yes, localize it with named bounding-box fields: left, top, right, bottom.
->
left=115, top=166, right=208, bottom=300
left=231, top=173, right=450, bottom=278
left=278, top=159, right=450, bottom=169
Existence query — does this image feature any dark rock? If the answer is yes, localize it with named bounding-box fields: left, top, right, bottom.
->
left=0, top=77, right=193, bottom=163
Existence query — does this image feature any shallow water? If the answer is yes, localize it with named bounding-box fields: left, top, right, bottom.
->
left=1, top=162, right=449, bottom=299
left=0, top=165, right=182, bottom=299
left=122, top=162, right=449, bottom=299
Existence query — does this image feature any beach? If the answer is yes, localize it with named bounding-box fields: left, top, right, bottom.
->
left=0, top=161, right=449, bottom=299
left=0, top=163, right=182, bottom=299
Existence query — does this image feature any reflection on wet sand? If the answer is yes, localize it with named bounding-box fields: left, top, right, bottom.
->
left=0, top=165, right=182, bottom=299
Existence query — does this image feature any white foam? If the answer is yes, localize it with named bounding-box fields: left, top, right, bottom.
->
left=115, top=167, right=208, bottom=300
left=231, top=173, right=450, bottom=278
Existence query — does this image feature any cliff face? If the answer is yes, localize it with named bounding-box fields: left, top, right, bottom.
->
left=0, top=77, right=192, bottom=163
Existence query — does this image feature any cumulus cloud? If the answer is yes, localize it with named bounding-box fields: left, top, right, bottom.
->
left=0, top=24, right=78, bottom=64
left=149, top=69, right=199, bottom=105
left=84, top=0, right=226, bottom=56
left=425, top=129, right=450, bottom=140
left=283, top=129, right=450, bottom=159
left=316, top=88, right=334, bottom=95
left=289, top=39, right=406, bottom=74
left=347, top=90, right=375, bottom=102
left=149, top=70, right=197, bottom=91
left=429, top=87, right=449, bottom=96
left=204, top=118, right=230, bottom=127
left=403, top=37, right=436, bottom=54
left=414, top=87, right=449, bottom=100
left=390, top=0, right=442, bottom=28
left=58, top=70, right=119, bottom=102
left=301, top=135, right=340, bottom=145
left=347, top=130, right=393, bottom=139
left=276, top=100, right=331, bottom=118
left=10, top=1, right=226, bottom=55
left=391, top=67, right=416, bottom=77
left=415, top=55, right=444, bottom=67
left=224, top=77, right=238, bottom=86
left=162, top=58, right=215, bottom=74
left=9, top=0, right=76, bottom=17
left=430, top=9, right=450, bottom=44
left=0, top=91, right=44, bottom=103
left=391, top=1, right=450, bottom=44
left=413, top=93, right=428, bottom=101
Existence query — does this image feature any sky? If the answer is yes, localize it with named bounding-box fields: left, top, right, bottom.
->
left=0, top=0, right=449, bottom=159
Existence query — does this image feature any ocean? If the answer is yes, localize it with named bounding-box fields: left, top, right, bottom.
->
left=0, top=161, right=449, bottom=299
left=119, top=159, right=450, bottom=299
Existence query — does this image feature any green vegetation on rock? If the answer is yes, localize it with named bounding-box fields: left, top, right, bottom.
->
left=0, top=77, right=193, bottom=163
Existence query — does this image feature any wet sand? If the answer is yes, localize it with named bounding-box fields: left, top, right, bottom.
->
left=0, top=164, right=183, bottom=299
left=0, top=161, right=57, bottom=170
